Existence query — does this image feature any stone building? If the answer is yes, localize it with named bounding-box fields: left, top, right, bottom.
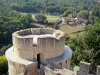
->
left=5, top=28, right=72, bottom=75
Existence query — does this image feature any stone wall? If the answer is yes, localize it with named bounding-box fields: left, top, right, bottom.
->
left=8, top=59, right=38, bottom=75
left=12, top=28, right=65, bottom=60
left=75, top=61, right=100, bottom=75
left=43, top=61, right=100, bottom=75
left=52, top=59, right=71, bottom=70
left=44, top=66, right=74, bottom=75
left=97, top=66, right=100, bottom=75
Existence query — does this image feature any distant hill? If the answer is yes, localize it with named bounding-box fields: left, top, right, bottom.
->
left=10, top=0, right=96, bottom=4
left=9, top=0, right=73, bottom=4
left=45, top=0, right=73, bottom=4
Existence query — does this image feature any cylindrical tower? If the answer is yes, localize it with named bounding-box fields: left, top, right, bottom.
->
left=12, top=28, right=65, bottom=59
left=5, top=28, right=72, bottom=75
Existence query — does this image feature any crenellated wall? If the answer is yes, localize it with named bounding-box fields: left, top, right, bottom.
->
left=75, top=61, right=100, bottom=75
left=12, top=28, right=65, bottom=60
left=43, top=61, right=100, bottom=75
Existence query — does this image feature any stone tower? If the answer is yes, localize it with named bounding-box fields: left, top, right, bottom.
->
left=5, top=28, right=72, bottom=75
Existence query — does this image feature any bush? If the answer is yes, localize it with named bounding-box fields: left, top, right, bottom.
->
left=0, top=55, right=8, bottom=75
left=0, top=44, right=11, bottom=55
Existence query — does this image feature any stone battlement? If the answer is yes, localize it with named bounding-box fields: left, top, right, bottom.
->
left=12, top=28, right=65, bottom=59
left=43, top=61, right=100, bottom=75
left=75, top=61, right=100, bottom=75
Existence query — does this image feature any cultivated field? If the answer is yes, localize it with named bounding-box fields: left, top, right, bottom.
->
left=46, top=15, right=59, bottom=22
left=59, top=24, right=86, bottom=36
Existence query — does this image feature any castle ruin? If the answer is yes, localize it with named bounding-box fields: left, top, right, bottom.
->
left=5, top=28, right=72, bottom=75
left=5, top=28, right=100, bottom=75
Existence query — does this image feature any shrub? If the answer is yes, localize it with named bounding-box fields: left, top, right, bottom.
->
left=0, top=55, right=8, bottom=75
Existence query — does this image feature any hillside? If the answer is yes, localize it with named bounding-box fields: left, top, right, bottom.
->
left=10, top=0, right=72, bottom=3
left=10, top=0, right=96, bottom=4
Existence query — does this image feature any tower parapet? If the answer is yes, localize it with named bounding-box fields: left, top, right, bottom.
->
left=12, top=28, right=65, bottom=59
left=5, top=28, right=72, bottom=75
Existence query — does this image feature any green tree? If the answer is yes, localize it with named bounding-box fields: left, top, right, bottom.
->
left=78, top=10, right=89, bottom=19
left=0, top=0, right=12, bottom=17
left=63, top=8, right=73, bottom=17
left=19, top=14, right=33, bottom=28
left=68, top=14, right=72, bottom=18
left=67, top=20, right=100, bottom=70
left=35, top=14, right=47, bottom=23
left=0, top=44, right=11, bottom=55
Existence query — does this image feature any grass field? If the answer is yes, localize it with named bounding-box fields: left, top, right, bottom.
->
left=46, top=15, right=59, bottom=22
left=59, top=24, right=86, bottom=36
left=31, top=14, right=60, bottom=23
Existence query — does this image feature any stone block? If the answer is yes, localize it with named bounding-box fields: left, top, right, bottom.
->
left=40, top=65, right=45, bottom=75
left=74, top=66, right=80, bottom=75
left=76, top=71, right=87, bottom=75
left=87, top=74, right=95, bottom=75
left=25, top=63, right=38, bottom=75
left=97, top=66, right=100, bottom=75
left=80, top=61, right=92, bottom=74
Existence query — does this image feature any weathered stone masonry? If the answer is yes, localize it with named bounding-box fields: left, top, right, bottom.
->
left=5, top=28, right=72, bottom=75
left=74, top=61, right=100, bottom=75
